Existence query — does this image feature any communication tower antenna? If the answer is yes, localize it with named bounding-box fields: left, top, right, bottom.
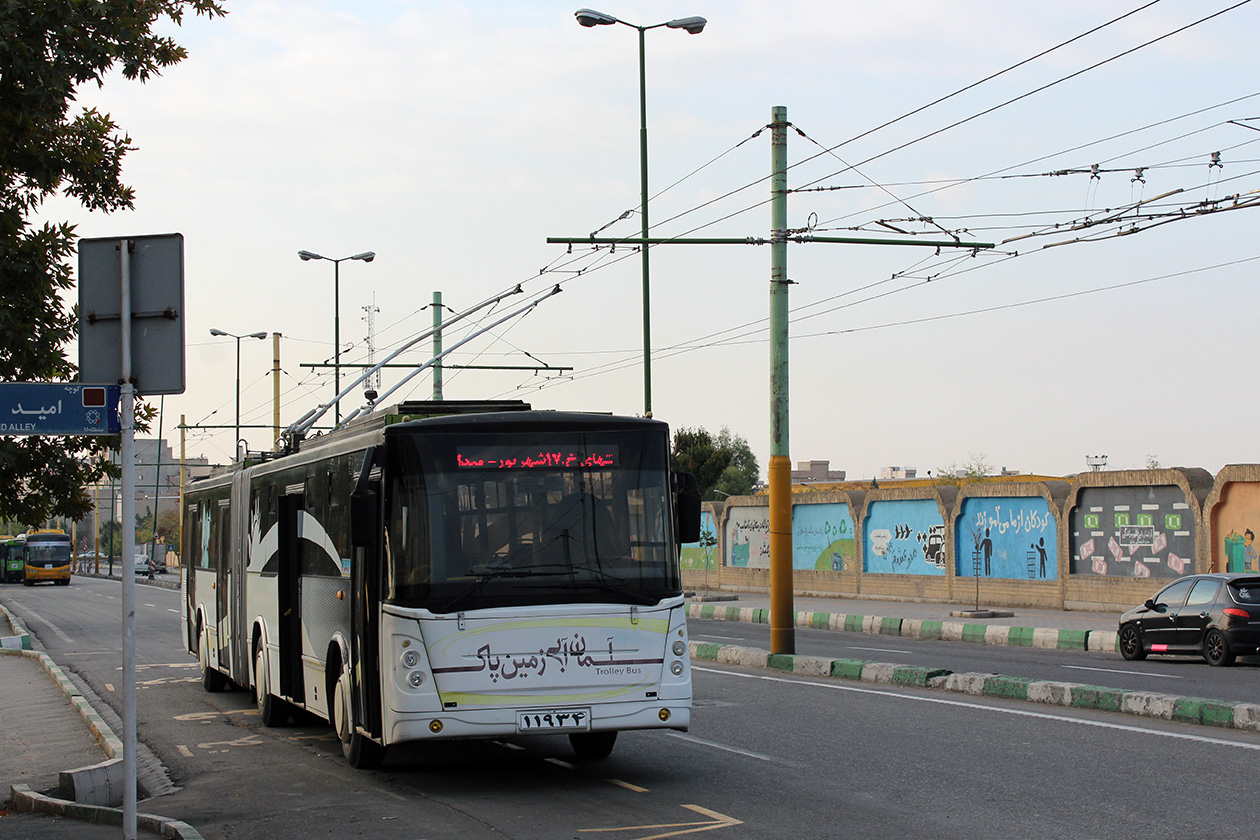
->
left=362, top=295, right=380, bottom=404
left=1085, top=455, right=1108, bottom=472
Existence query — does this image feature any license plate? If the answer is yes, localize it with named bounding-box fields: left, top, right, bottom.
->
left=44, top=564, right=53, bottom=570
left=517, top=708, right=591, bottom=733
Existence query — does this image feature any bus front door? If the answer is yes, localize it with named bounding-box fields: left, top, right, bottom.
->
left=277, top=492, right=305, bottom=704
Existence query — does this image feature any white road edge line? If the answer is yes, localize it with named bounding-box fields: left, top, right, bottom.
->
left=1062, top=664, right=1183, bottom=679
left=664, top=732, right=781, bottom=763
left=693, top=665, right=1260, bottom=752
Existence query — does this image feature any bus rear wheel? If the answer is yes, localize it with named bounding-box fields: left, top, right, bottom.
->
left=199, top=623, right=228, bottom=693
left=333, top=661, right=385, bottom=770
left=254, top=646, right=289, bottom=727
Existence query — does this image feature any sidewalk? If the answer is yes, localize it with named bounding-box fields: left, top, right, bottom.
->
left=0, top=604, right=201, bottom=839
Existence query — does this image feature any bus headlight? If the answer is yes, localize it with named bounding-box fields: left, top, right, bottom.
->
left=401, top=650, right=419, bottom=669
left=407, top=670, right=426, bottom=688
left=672, top=640, right=687, bottom=657
left=670, top=661, right=684, bottom=676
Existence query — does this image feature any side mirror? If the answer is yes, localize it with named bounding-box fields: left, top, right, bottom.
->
left=350, top=490, right=378, bottom=550
left=675, top=472, right=701, bottom=545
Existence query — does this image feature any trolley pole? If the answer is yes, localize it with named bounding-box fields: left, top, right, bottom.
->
left=768, top=106, right=794, bottom=655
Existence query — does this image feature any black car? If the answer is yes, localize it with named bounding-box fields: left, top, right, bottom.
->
left=1118, top=573, right=1260, bottom=666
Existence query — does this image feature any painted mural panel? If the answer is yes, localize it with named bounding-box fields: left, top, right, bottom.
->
left=680, top=510, right=719, bottom=570
left=863, top=499, right=946, bottom=576
left=725, top=506, right=770, bottom=568
left=792, top=503, right=856, bottom=571
left=955, top=497, right=1056, bottom=580
left=1211, top=482, right=1260, bottom=573
left=1069, top=486, right=1194, bottom=578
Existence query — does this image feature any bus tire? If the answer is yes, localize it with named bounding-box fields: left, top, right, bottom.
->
left=254, top=645, right=289, bottom=727
left=199, top=622, right=228, bottom=693
left=333, top=661, right=385, bottom=770
left=569, top=731, right=617, bottom=760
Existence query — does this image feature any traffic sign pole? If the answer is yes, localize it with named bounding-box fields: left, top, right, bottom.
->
left=119, top=239, right=138, bottom=840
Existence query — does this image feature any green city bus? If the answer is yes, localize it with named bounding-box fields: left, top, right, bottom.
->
left=1, top=535, right=24, bottom=584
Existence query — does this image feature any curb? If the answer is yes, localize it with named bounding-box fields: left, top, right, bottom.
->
left=690, top=641, right=1260, bottom=734
left=688, top=602, right=1115, bottom=653
left=9, top=784, right=205, bottom=840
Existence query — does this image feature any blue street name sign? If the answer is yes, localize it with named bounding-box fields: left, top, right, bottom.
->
left=0, top=383, right=121, bottom=435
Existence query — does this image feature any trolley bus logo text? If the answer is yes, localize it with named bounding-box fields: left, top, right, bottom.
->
left=463, top=633, right=653, bottom=683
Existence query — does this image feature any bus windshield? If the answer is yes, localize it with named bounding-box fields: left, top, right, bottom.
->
left=26, top=540, right=70, bottom=566
left=385, top=429, right=679, bottom=610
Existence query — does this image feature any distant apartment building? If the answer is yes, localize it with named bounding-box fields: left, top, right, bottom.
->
left=792, top=460, right=846, bottom=483
left=880, top=466, right=918, bottom=480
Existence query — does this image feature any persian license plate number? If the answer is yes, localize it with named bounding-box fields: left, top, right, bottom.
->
left=517, top=709, right=590, bottom=733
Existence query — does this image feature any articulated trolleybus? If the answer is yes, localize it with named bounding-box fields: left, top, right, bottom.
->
left=183, top=402, right=701, bottom=768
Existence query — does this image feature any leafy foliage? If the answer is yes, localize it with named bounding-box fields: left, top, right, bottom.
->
left=672, top=426, right=760, bottom=501
left=0, top=1, right=224, bottom=525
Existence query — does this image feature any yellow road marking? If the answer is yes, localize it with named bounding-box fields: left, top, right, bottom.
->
left=580, top=804, right=742, bottom=839
left=607, top=779, right=649, bottom=792
left=176, top=745, right=194, bottom=757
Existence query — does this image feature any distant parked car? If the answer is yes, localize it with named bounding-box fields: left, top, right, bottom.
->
left=1118, top=573, right=1260, bottom=666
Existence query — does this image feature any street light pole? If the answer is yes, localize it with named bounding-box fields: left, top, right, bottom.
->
left=575, top=9, right=706, bottom=418
left=297, top=250, right=375, bottom=424
left=209, top=328, right=267, bottom=458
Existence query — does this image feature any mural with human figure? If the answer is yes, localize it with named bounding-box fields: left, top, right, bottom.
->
left=863, top=499, right=946, bottom=576
left=955, top=497, right=1057, bottom=580
left=1211, top=480, right=1260, bottom=573
left=792, top=503, right=856, bottom=571
left=1069, top=486, right=1195, bottom=578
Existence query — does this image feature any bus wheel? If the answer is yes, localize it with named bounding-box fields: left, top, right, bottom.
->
left=199, top=623, right=228, bottom=693
left=254, top=645, right=289, bottom=727
left=333, top=662, right=385, bottom=769
left=569, top=731, right=617, bottom=760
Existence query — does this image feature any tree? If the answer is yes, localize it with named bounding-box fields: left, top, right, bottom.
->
left=672, top=426, right=760, bottom=501
left=0, top=1, right=224, bottom=525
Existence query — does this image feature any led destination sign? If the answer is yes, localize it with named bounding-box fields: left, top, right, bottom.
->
left=456, top=445, right=619, bottom=470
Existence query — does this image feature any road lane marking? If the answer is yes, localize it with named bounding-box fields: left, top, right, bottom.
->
left=694, top=634, right=744, bottom=641
left=1062, top=664, right=1183, bottom=679
left=849, top=645, right=912, bottom=655
left=664, top=732, right=781, bottom=764
left=607, top=779, right=649, bottom=792
left=580, top=804, right=742, bottom=839
left=105, top=684, right=115, bottom=692
left=695, top=665, right=1260, bottom=752
left=176, top=745, right=194, bottom=757
left=546, top=757, right=575, bottom=769
left=8, top=603, right=75, bottom=644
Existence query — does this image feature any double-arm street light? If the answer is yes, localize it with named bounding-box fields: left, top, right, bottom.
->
left=209, top=328, right=267, bottom=457
left=575, top=8, right=706, bottom=418
left=297, top=249, right=375, bottom=424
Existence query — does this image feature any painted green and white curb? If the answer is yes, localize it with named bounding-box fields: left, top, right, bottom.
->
left=688, top=603, right=1114, bottom=653
left=690, top=641, right=1260, bottom=734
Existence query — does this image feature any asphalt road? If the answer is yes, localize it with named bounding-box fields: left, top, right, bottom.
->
left=690, top=616, right=1260, bottom=705
left=4, top=577, right=1260, bottom=839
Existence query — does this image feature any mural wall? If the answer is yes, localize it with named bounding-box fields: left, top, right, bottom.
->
left=1068, top=486, right=1195, bottom=579
left=1211, top=482, right=1260, bottom=573
left=862, top=499, right=946, bottom=576
left=955, top=497, right=1056, bottom=580
left=792, top=503, right=856, bottom=571
left=725, top=505, right=770, bottom=569
left=680, top=509, right=719, bottom=571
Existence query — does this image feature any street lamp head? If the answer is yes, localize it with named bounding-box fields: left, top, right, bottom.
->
left=351, top=251, right=375, bottom=262
left=248, top=332, right=268, bottom=340
left=575, top=8, right=617, bottom=26
left=665, top=16, right=706, bottom=34
left=209, top=328, right=227, bottom=337
left=298, top=250, right=323, bottom=261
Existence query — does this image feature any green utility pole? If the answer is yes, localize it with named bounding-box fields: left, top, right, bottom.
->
left=547, top=109, right=993, bottom=654
left=432, top=291, right=444, bottom=401
left=767, top=106, right=795, bottom=653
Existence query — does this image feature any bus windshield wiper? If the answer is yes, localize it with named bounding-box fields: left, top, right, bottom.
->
left=437, top=565, right=568, bottom=614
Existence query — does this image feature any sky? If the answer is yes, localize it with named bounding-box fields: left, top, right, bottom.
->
left=42, top=0, right=1260, bottom=479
